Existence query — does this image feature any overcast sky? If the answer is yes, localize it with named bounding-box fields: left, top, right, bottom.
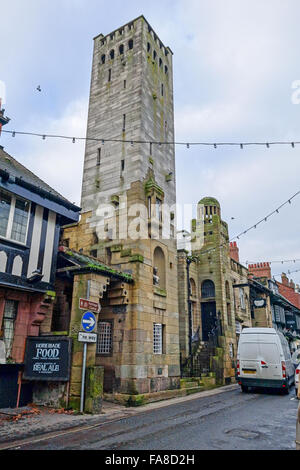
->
left=1, top=0, right=300, bottom=283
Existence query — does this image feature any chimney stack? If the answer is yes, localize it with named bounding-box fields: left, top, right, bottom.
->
left=248, top=262, right=271, bottom=279
left=229, top=241, right=239, bottom=263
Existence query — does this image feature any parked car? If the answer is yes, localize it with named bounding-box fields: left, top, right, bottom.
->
left=237, top=327, right=294, bottom=394
left=295, top=365, right=300, bottom=397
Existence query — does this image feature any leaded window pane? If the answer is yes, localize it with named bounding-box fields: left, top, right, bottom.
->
left=2, top=300, right=18, bottom=358
left=11, top=198, right=29, bottom=243
left=153, top=323, right=162, bottom=354
left=201, top=280, right=215, bottom=298
left=0, top=190, right=11, bottom=237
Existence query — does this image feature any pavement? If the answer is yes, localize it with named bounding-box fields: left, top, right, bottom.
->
left=0, top=384, right=238, bottom=448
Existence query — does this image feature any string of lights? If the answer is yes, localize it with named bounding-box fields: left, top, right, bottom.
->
left=230, top=189, right=300, bottom=242
left=243, top=259, right=300, bottom=265
left=2, top=128, right=300, bottom=149
left=273, top=268, right=300, bottom=278
left=2, top=128, right=300, bottom=272
left=188, top=188, right=300, bottom=261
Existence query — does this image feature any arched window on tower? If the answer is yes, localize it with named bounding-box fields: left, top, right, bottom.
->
left=128, top=39, right=133, bottom=50
left=110, top=49, right=115, bottom=60
left=201, top=280, right=215, bottom=298
left=225, top=281, right=230, bottom=299
left=101, top=54, right=106, bottom=64
left=119, top=44, right=124, bottom=55
left=153, top=246, right=166, bottom=290
left=190, top=278, right=196, bottom=297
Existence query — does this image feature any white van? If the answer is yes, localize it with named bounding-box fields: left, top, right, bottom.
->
left=237, top=327, right=294, bottom=393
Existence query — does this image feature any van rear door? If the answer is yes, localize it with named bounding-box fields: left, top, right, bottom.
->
left=239, top=334, right=281, bottom=381
left=257, top=340, right=281, bottom=380
left=239, top=340, right=260, bottom=378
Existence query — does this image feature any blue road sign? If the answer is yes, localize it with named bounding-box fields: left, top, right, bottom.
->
left=81, top=311, right=96, bottom=332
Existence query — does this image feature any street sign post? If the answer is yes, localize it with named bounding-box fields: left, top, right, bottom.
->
left=80, top=311, right=97, bottom=413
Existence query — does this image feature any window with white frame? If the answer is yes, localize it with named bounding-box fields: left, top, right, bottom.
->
left=96, top=321, right=112, bottom=355
left=0, top=190, right=30, bottom=244
left=239, top=287, right=245, bottom=310
left=0, top=300, right=18, bottom=359
left=153, top=323, right=164, bottom=354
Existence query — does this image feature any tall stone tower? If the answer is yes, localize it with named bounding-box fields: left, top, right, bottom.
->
left=81, top=15, right=175, bottom=221
left=177, top=197, right=243, bottom=384
left=65, top=16, right=180, bottom=395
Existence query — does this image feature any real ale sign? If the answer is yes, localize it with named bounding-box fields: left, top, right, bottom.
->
left=79, top=298, right=100, bottom=313
left=23, top=336, right=72, bottom=381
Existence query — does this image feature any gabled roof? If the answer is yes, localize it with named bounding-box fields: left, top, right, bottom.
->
left=0, top=147, right=80, bottom=223
left=57, top=246, right=133, bottom=283
left=0, top=147, right=79, bottom=208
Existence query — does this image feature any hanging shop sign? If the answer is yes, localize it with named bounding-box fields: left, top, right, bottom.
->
left=23, top=336, right=72, bottom=381
left=253, top=299, right=266, bottom=308
left=285, top=313, right=297, bottom=330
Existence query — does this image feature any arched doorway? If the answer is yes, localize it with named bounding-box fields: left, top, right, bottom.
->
left=201, top=280, right=217, bottom=341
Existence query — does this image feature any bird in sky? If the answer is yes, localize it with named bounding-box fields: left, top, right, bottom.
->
left=36, top=85, right=41, bottom=92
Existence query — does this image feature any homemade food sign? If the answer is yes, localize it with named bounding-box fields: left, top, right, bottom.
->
left=24, top=336, right=72, bottom=381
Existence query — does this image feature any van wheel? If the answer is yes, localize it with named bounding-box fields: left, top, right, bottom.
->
left=241, top=385, right=249, bottom=393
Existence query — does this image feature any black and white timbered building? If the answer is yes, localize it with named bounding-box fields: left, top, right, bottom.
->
left=0, top=145, right=80, bottom=368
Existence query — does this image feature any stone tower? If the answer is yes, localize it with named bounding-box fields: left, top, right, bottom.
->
left=177, top=197, right=244, bottom=384
left=195, top=197, right=237, bottom=382
left=64, top=16, right=180, bottom=395
left=81, top=15, right=175, bottom=224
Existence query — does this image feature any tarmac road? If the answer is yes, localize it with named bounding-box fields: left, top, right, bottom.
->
left=8, top=385, right=299, bottom=450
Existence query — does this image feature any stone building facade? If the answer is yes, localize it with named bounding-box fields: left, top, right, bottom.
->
left=177, top=197, right=252, bottom=384
left=63, top=16, right=180, bottom=397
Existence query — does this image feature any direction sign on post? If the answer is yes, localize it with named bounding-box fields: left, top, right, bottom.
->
left=81, top=311, right=96, bottom=332
left=79, top=298, right=100, bottom=314
left=78, top=332, right=97, bottom=343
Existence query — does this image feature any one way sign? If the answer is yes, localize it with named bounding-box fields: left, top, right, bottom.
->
left=81, top=311, right=96, bottom=332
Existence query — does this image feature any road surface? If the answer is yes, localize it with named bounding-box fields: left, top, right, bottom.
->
left=8, top=385, right=299, bottom=450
